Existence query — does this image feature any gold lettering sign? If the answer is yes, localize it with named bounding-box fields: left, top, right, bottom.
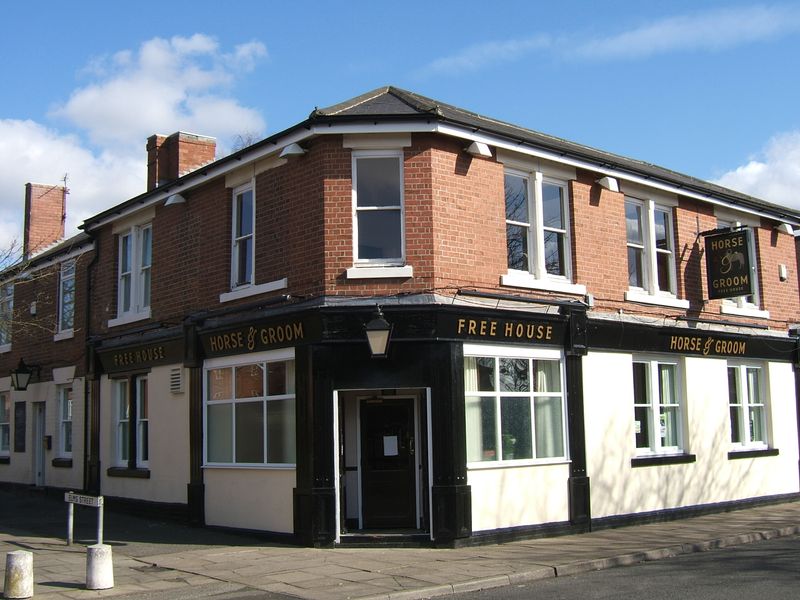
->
left=668, top=335, right=746, bottom=357
left=207, top=321, right=304, bottom=355
left=456, top=317, right=553, bottom=342
left=111, top=345, right=167, bottom=368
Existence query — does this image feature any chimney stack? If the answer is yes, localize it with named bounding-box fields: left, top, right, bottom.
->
left=146, top=132, right=216, bottom=191
left=24, top=183, right=66, bottom=259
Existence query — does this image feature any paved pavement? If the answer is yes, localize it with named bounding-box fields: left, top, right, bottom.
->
left=1, top=488, right=799, bottom=600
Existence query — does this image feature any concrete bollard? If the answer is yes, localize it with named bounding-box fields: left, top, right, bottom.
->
left=3, top=550, right=33, bottom=599
left=85, top=544, right=114, bottom=590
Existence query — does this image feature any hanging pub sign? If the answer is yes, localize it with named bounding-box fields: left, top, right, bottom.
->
left=704, top=229, right=753, bottom=299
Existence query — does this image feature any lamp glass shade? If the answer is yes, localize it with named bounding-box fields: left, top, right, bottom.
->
left=365, top=316, right=392, bottom=357
left=11, top=360, right=32, bottom=391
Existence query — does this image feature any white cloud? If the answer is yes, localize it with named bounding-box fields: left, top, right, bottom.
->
left=0, top=34, right=268, bottom=257
left=420, top=5, right=800, bottom=75
left=418, top=35, right=551, bottom=76
left=715, top=131, right=800, bottom=210
left=0, top=119, right=142, bottom=253
left=51, top=34, right=267, bottom=147
left=572, top=5, right=800, bottom=61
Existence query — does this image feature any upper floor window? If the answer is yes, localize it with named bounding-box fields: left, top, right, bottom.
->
left=626, top=198, right=677, bottom=296
left=352, top=152, right=404, bottom=265
left=58, top=260, right=75, bottom=334
left=727, top=363, right=767, bottom=448
left=0, top=392, right=9, bottom=456
left=505, top=171, right=572, bottom=280
left=231, top=184, right=254, bottom=288
left=58, top=386, right=73, bottom=458
left=115, top=224, right=151, bottom=324
left=632, top=358, right=684, bottom=455
left=464, top=345, right=567, bottom=465
left=0, top=283, right=12, bottom=349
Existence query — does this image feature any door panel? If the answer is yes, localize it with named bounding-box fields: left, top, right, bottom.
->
left=360, top=398, right=416, bottom=529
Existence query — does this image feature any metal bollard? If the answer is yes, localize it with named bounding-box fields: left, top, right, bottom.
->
left=85, top=544, right=114, bottom=590
left=3, top=550, right=33, bottom=599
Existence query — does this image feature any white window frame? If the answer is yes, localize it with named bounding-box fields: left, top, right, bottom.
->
left=230, top=182, right=255, bottom=290
left=351, top=150, right=406, bottom=268
left=716, top=217, right=768, bottom=318
left=57, top=260, right=76, bottom=337
left=624, top=196, right=688, bottom=309
left=58, top=386, right=73, bottom=458
left=463, top=344, right=569, bottom=468
left=135, top=376, right=149, bottom=466
left=727, top=362, right=769, bottom=449
left=0, top=391, right=10, bottom=456
left=203, top=348, right=296, bottom=468
left=0, top=283, right=12, bottom=352
left=113, top=379, right=129, bottom=466
left=110, top=224, right=151, bottom=327
left=632, top=356, right=685, bottom=456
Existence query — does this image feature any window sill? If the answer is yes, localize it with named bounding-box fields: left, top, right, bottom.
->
left=501, top=271, right=586, bottom=295
left=53, top=330, right=74, bottom=342
left=220, top=278, right=288, bottom=303
left=106, top=466, right=150, bottom=479
left=728, top=448, right=779, bottom=460
left=0, top=343, right=11, bottom=354
left=202, top=464, right=297, bottom=470
left=631, top=453, right=696, bottom=467
left=52, top=457, right=73, bottom=468
left=108, top=309, right=151, bottom=328
left=625, top=290, right=690, bottom=309
left=720, top=304, right=770, bottom=319
left=467, top=458, right=570, bottom=470
left=0, top=456, right=9, bottom=465
left=346, top=265, right=413, bottom=280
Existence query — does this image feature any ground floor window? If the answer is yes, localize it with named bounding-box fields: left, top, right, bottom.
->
left=58, top=386, right=73, bottom=457
left=0, top=392, right=9, bottom=456
left=632, top=357, right=684, bottom=455
left=727, top=363, right=767, bottom=448
left=112, top=375, right=148, bottom=468
left=464, top=344, right=566, bottom=465
left=204, top=348, right=296, bottom=466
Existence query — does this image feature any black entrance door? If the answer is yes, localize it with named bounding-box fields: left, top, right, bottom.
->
left=360, top=398, right=417, bottom=529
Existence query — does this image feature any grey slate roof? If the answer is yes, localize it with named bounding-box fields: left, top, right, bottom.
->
left=83, top=85, right=800, bottom=228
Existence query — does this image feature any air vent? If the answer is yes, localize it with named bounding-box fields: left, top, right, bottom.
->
left=169, top=367, right=183, bottom=394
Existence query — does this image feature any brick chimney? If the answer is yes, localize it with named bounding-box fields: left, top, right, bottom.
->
left=24, top=183, right=66, bottom=259
left=146, top=132, right=216, bottom=191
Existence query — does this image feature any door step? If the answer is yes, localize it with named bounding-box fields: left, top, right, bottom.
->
left=336, top=532, right=430, bottom=548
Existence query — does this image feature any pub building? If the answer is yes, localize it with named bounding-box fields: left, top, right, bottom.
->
left=3, top=87, right=800, bottom=547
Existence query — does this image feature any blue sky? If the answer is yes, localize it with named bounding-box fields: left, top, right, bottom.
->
left=2, top=0, right=799, bottom=251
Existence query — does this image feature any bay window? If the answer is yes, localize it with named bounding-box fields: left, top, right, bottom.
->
left=464, top=345, right=567, bottom=465
left=352, top=152, right=404, bottom=265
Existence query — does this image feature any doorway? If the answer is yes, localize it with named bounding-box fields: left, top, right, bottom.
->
left=336, top=389, right=430, bottom=538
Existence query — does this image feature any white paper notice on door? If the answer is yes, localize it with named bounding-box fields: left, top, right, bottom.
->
left=383, top=435, right=399, bottom=456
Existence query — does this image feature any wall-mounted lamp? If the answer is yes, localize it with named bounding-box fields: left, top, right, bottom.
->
left=364, top=308, right=392, bottom=358
left=465, top=141, right=492, bottom=158
left=279, top=143, right=307, bottom=159
left=596, top=176, right=619, bottom=193
left=775, top=223, right=794, bottom=235
left=164, top=193, right=186, bottom=206
left=11, top=358, right=40, bottom=391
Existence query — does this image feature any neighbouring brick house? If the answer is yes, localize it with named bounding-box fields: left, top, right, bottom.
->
left=2, top=87, right=799, bottom=547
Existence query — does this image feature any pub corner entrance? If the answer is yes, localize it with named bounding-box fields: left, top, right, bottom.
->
left=335, top=388, right=431, bottom=542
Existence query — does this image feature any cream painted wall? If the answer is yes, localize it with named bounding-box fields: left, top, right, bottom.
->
left=468, top=463, right=570, bottom=531
left=584, top=351, right=800, bottom=519
left=0, top=378, right=84, bottom=489
left=204, top=468, right=296, bottom=532
left=99, top=365, right=189, bottom=503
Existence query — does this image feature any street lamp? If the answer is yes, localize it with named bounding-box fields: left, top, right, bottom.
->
left=11, top=358, right=37, bottom=391
left=364, top=308, right=392, bottom=358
